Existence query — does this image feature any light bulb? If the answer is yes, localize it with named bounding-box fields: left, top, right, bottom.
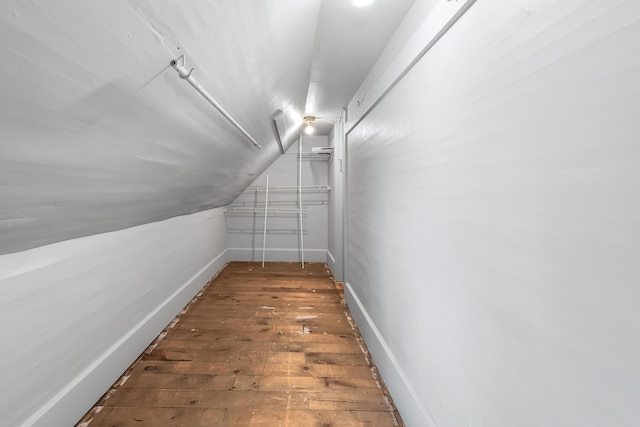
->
left=303, top=116, right=315, bottom=134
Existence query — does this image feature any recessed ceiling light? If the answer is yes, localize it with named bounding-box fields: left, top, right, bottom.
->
left=354, top=0, right=374, bottom=6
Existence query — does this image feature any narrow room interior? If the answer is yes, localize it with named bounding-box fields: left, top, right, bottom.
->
left=1, top=1, right=639, bottom=426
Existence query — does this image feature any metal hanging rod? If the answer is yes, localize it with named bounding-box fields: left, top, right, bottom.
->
left=243, top=185, right=331, bottom=192
left=297, top=153, right=331, bottom=161
left=224, top=207, right=307, bottom=214
left=170, top=55, right=262, bottom=149
left=298, top=134, right=304, bottom=269
left=262, top=175, right=269, bottom=268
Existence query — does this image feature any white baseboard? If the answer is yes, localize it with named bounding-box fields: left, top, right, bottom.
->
left=344, top=282, right=438, bottom=427
left=27, top=250, right=229, bottom=427
left=327, top=250, right=336, bottom=264
left=326, top=250, right=338, bottom=281
left=227, top=248, right=328, bottom=263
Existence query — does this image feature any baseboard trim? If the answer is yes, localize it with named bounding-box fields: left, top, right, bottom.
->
left=344, top=282, right=438, bottom=427
left=327, top=250, right=336, bottom=265
left=326, top=250, right=338, bottom=282
left=25, top=249, right=229, bottom=427
left=227, top=248, right=328, bottom=263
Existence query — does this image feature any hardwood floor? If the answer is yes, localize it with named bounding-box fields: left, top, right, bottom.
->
left=77, top=262, right=403, bottom=427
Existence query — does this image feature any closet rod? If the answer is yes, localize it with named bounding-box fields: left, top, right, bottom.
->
left=262, top=175, right=269, bottom=268
left=244, top=185, right=330, bottom=192
left=298, top=134, right=305, bottom=269
left=170, top=55, right=262, bottom=149
left=224, top=207, right=307, bottom=213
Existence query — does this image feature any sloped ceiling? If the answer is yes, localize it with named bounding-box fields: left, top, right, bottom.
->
left=0, top=0, right=414, bottom=255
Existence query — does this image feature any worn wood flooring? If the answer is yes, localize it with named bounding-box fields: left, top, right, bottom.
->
left=77, top=262, right=403, bottom=427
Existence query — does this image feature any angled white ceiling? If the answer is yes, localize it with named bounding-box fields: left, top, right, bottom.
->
left=0, top=0, right=415, bottom=255
left=306, top=0, right=416, bottom=133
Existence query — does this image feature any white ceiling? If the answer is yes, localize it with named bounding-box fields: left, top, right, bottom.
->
left=306, top=0, right=417, bottom=134
left=0, top=0, right=415, bottom=255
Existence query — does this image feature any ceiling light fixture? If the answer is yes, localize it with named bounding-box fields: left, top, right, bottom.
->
left=303, top=116, right=315, bottom=135
left=353, top=0, right=374, bottom=6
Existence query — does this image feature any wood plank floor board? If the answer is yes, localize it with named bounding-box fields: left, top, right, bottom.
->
left=256, top=375, right=381, bottom=392
left=78, top=262, right=403, bottom=427
left=132, top=361, right=377, bottom=379
left=80, top=407, right=227, bottom=426
left=153, top=339, right=362, bottom=354
left=117, top=373, right=237, bottom=390
left=132, top=360, right=269, bottom=376
left=220, top=409, right=397, bottom=427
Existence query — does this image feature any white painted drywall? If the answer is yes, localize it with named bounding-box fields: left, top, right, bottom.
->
left=305, top=0, right=416, bottom=124
left=226, top=135, right=329, bottom=263
left=345, top=1, right=640, bottom=426
left=0, top=208, right=228, bottom=427
left=0, top=1, right=314, bottom=256
left=0, top=0, right=416, bottom=256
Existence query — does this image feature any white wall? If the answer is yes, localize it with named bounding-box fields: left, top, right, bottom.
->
left=226, top=135, right=329, bottom=263
left=0, top=208, right=228, bottom=427
left=345, top=1, right=640, bottom=426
